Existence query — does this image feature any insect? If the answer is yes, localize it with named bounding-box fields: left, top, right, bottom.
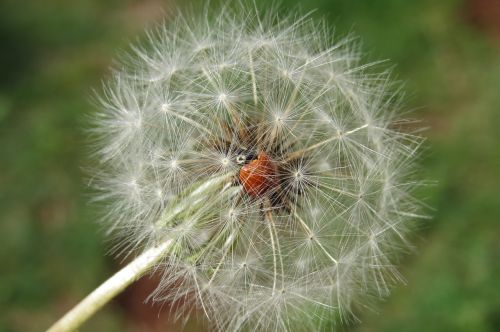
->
left=239, top=152, right=279, bottom=197
left=206, top=119, right=308, bottom=210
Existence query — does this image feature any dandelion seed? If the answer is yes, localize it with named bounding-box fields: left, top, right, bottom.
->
left=82, top=3, right=425, bottom=332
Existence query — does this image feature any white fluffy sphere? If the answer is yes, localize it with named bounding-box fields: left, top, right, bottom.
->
left=91, top=4, right=423, bottom=331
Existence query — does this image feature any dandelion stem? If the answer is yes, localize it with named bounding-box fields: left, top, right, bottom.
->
left=47, top=239, right=174, bottom=332
left=48, top=175, right=231, bottom=332
left=156, top=174, right=232, bottom=227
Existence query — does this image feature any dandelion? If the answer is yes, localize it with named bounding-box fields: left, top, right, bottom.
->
left=49, top=3, right=424, bottom=332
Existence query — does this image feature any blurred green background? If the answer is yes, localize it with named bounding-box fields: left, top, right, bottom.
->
left=1, top=0, right=499, bottom=331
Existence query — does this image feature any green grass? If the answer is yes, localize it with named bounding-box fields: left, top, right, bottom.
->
left=1, top=0, right=499, bottom=331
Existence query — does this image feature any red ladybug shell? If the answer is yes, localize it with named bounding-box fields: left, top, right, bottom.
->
left=239, top=152, right=278, bottom=197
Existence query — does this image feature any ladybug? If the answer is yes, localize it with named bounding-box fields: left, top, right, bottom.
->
left=239, top=152, right=279, bottom=197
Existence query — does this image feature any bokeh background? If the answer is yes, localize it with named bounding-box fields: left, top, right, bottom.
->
left=1, top=0, right=499, bottom=331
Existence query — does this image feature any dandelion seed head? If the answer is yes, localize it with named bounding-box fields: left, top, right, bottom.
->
left=91, top=3, right=425, bottom=331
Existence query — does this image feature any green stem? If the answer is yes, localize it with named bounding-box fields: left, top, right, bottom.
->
left=47, top=239, right=173, bottom=332
left=47, top=174, right=234, bottom=332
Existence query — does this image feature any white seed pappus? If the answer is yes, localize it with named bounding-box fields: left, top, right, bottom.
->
left=90, top=4, right=424, bottom=331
